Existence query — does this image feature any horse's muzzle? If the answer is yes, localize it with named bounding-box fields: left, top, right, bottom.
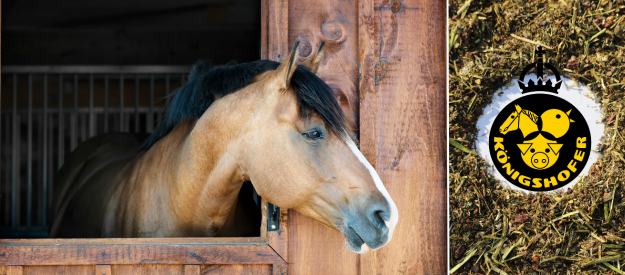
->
left=343, top=200, right=392, bottom=253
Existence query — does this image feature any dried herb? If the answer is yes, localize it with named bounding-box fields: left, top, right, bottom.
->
left=449, top=0, right=625, bottom=273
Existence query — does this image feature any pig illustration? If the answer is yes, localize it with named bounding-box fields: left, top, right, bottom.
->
left=517, top=133, right=563, bottom=170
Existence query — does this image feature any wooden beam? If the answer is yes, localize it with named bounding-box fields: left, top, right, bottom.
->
left=358, top=0, right=447, bottom=273
left=95, top=265, right=111, bottom=275
left=267, top=207, right=288, bottom=261
left=5, top=266, right=22, bottom=275
left=184, top=265, right=200, bottom=275
left=276, top=0, right=361, bottom=273
left=0, top=242, right=283, bottom=266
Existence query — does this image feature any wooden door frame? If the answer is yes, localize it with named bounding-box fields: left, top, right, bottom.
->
left=0, top=200, right=288, bottom=274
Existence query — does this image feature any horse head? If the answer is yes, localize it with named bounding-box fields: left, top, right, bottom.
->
left=237, top=42, right=398, bottom=253
left=499, top=105, right=521, bottom=135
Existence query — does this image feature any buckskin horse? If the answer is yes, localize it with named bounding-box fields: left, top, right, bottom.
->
left=49, top=42, right=398, bottom=253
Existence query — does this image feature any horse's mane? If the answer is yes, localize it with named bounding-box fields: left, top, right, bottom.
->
left=141, top=60, right=348, bottom=150
left=519, top=109, right=539, bottom=124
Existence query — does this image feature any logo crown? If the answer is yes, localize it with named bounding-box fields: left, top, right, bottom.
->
left=517, top=46, right=562, bottom=94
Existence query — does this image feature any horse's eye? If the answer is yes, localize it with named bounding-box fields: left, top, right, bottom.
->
left=511, top=115, right=515, bottom=119
left=303, top=131, right=322, bottom=140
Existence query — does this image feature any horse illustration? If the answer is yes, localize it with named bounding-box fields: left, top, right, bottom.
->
left=499, top=104, right=540, bottom=137
left=49, top=42, right=398, bottom=254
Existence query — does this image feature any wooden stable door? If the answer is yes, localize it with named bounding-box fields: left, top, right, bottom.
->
left=262, top=0, right=447, bottom=274
left=0, top=201, right=288, bottom=275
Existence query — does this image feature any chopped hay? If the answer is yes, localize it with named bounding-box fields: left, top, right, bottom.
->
left=449, top=0, right=625, bottom=273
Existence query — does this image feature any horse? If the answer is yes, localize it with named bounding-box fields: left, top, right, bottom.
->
left=49, top=41, right=398, bottom=254
left=499, top=104, right=539, bottom=137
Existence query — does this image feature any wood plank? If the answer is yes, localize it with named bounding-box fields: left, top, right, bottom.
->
left=95, top=265, right=111, bottom=275
left=200, top=264, right=272, bottom=275
left=0, top=237, right=264, bottom=245
left=22, top=265, right=94, bottom=275
left=267, top=207, right=288, bottom=261
left=261, top=0, right=269, bottom=60
left=266, top=0, right=288, bottom=61
left=112, top=264, right=184, bottom=275
left=272, top=263, right=287, bottom=275
left=287, top=212, right=357, bottom=274
left=359, top=0, right=447, bottom=274
left=280, top=0, right=361, bottom=273
left=184, top=265, right=200, bottom=275
left=288, top=0, right=360, bottom=133
left=0, top=244, right=282, bottom=266
left=5, top=266, right=22, bottom=275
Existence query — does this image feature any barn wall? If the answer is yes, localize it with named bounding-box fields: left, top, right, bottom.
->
left=262, top=0, right=447, bottom=273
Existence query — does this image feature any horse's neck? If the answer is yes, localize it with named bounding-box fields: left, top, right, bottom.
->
left=119, top=117, right=246, bottom=237
left=518, top=109, right=540, bottom=137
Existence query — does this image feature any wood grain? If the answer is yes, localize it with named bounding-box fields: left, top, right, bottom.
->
left=95, top=265, right=111, bottom=275
left=5, top=266, right=21, bottom=275
left=260, top=0, right=448, bottom=274
left=112, top=264, right=185, bottom=275
left=287, top=0, right=361, bottom=133
left=200, top=264, right=272, bottom=275
left=272, top=263, right=287, bottom=275
left=267, top=207, right=288, bottom=261
left=280, top=0, right=362, bottom=274
left=22, top=265, right=94, bottom=275
left=0, top=237, right=264, bottom=245
left=184, top=265, right=200, bottom=275
left=0, top=243, right=283, bottom=266
left=359, top=0, right=447, bottom=273
left=266, top=0, right=288, bottom=62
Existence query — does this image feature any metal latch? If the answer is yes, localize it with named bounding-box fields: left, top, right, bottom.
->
left=267, top=203, right=280, bottom=231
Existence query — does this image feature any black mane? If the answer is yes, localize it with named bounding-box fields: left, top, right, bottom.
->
left=141, top=60, right=348, bottom=150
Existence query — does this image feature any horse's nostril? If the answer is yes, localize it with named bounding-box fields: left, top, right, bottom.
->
left=374, top=210, right=385, bottom=226
left=367, top=203, right=390, bottom=229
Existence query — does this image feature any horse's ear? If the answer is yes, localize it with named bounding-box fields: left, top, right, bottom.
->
left=301, top=42, right=326, bottom=74
left=515, top=105, right=522, bottom=112
left=270, top=41, right=301, bottom=90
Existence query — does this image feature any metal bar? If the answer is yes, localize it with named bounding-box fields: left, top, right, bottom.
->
left=89, top=74, right=95, bottom=137
left=4, top=116, right=10, bottom=225
left=27, top=74, right=33, bottom=229
left=148, top=75, right=154, bottom=133
left=0, top=84, right=2, bottom=226
left=104, top=75, right=109, bottom=133
left=135, top=75, right=139, bottom=133
left=14, top=114, right=20, bottom=230
left=58, top=74, right=64, bottom=168
left=11, top=74, right=18, bottom=229
left=2, top=106, right=162, bottom=114
left=120, top=74, right=124, bottom=132
left=42, top=74, right=48, bottom=228
left=48, top=118, right=54, bottom=225
left=82, top=114, right=87, bottom=142
left=71, top=74, right=78, bottom=151
left=158, top=73, right=170, bottom=126
left=2, top=65, right=191, bottom=74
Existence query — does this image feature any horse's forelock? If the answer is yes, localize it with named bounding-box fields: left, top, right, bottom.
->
left=141, top=60, right=349, bottom=150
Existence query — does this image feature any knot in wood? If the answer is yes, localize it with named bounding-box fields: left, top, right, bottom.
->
left=322, top=21, right=343, bottom=40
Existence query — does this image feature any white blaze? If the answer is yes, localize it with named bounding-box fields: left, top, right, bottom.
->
left=345, top=139, right=399, bottom=251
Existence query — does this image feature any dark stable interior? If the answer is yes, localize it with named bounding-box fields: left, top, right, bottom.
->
left=0, top=0, right=263, bottom=238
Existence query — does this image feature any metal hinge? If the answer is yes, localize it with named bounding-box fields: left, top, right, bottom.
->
left=267, top=203, right=280, bottom=232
